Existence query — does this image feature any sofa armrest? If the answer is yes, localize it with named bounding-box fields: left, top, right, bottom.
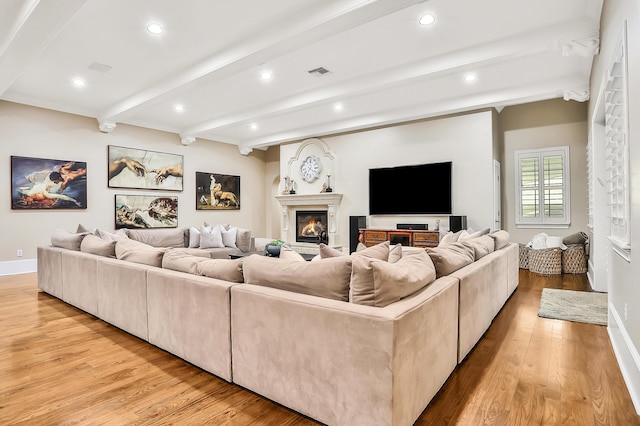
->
left=230, top=276, right=459, bottom=426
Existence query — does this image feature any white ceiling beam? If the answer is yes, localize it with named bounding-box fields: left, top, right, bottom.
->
left=96, top=0, right=426, bottom=124
left=0, top=0, right=87, bottom=96
left=238, top=75, right=585, bottom=148
left=183, top=19, right=596, bottom=139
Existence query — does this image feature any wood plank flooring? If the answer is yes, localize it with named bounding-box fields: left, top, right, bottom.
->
left=0, top=271, right=638, bottom=425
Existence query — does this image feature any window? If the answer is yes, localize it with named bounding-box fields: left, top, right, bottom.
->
left=515, top=146, right=570, bottom=228
left=604, top=28, right=631, bottom=256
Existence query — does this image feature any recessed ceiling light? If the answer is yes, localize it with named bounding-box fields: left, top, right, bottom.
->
left=464, top=73, right=477, bottom=83
left=333, top=103, right=344, bottom=111
left=419, top=14, right=436, bottom=26
left=174, top=104, right=184, bottom=112
left=147, top=23, right=164, bottom=35
left=71, top=78, right=86, bottom=87
left=250, top=123, right=258, bottom=131
left=260, top=70, right=273, bottom=81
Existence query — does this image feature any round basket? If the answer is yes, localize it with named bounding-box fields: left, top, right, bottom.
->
left=519, top=243, right=530, bottom=269
left=562, top=244, right=587, bottom=274
left=529, top=247, right=562, bottom=275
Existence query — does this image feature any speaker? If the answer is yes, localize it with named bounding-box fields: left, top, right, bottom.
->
left=397, top=223, right=427, bottom=230
left=349, top=216, right=367, bottom=253
left=449, top=215, right=467, bottom=233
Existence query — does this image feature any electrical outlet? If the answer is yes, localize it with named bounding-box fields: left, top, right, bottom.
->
left=17, top=249, right=23, bottom=257
left=624, top=302, right=628, bottom=321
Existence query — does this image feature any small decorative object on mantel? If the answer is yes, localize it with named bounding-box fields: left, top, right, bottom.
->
left=289, top=180, right=296, bottom=195
left=282, top=176, right=291, bottom=195
left=325, top=174, right=333, bottom=193
left=320, top=182, right=327, bottom=193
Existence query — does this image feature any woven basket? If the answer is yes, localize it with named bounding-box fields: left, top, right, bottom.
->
left=529, top=247, right=562, bottom=275
left=562, top=244, right=587, bottom=274
left=519, top=244, right=530, bottom=269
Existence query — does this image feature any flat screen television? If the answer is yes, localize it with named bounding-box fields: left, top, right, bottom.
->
left=369, top=161, right=452, bottom=215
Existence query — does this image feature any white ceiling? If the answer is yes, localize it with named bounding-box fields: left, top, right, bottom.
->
left=0, top=0, right=602, bottom=154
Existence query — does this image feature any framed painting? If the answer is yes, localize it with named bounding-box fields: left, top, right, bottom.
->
left=11, top=155, right=87, bottom=209
left=196, top=172, right=240, bottom=210
left=115, top=194, right=178, bottom=229
left=108, top=145, right=183, bottom=191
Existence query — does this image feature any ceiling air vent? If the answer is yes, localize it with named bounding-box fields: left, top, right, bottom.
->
left=88, top=62, right=112, bottom=73
left=308, top=67, right=331, bottom=76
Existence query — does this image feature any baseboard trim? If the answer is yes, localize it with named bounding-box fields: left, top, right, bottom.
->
left=608, top=302, right=640, bottom=415
left=0, top=258, right=37, bottom=276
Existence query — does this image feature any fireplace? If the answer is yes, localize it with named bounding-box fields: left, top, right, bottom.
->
left=296, top=210, right=328, bottom=244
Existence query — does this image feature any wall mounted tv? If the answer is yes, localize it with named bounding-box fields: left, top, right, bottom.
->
left=369, top=161, right=452, bottom=215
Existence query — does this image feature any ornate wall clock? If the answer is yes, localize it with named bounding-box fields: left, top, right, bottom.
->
left=300, top=155, right=322, bottom=183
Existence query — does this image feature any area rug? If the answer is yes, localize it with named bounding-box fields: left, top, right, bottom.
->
left=538, top=288, right=608, bottom=325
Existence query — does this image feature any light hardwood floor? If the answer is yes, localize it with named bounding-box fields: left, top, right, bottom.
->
left=0, top=271, right=638, bottom=425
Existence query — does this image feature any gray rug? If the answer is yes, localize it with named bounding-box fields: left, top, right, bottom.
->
left=538, top=288, right=608, bottom=325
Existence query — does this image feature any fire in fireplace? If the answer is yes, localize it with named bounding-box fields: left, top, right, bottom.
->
left=296, top=210, right=328, bottom=244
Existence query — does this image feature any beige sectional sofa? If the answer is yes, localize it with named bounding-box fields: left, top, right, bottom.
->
left=37, top=227, right=518, bottom=426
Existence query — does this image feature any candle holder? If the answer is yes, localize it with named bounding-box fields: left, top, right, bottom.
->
left=325, top=175, right=333, bottom=192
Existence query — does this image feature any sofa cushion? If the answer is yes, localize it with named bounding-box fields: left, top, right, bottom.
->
left=458, top=229, right=485, bottom=242
left=426, top=242, right=475, bottom=278
left=319, top=243, right=343, bottom=258
left=126, top=228, right=185, bottom=248
left=350, top=250, right=436, bottom=307
left=115, top=239, right=167, bottom=267
left=76, top=223, right=95, bottom=233
left=243, top=255, right=352, bottom=301
left=489, top=230, right=510, bottom=250
left=200, top=225, right=224, bottom=249
left=80, top=234, right=116, bottom=257
left=162, top=248, right=210, bottom=274
left=51, top=229, right=87, bottom=250
left=462, top=235, right=495, bottom=260
left=196, top=258, right=244, bottom=283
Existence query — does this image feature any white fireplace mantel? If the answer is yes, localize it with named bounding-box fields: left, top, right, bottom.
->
left=275, top=193, right=343, bottom=252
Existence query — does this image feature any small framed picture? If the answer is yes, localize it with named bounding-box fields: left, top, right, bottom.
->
left=115, top=194, right=178, bottom=229
left=196, top=172, right=240, bottom=210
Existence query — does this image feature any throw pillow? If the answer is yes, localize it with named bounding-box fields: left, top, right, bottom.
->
left=243, top=255, right=353, bottom=301
left=76, top=224, right=95, bottom=233
left=462, top=235, right=495, bottom=260
left=200, top=224, right=224, bottom=249
left=489, top=230, right=510, bottom=250
left=221, top=226, right=238, bottom=248
left=126, top=228, right=185, bottom=248
left=95, top=228, right=129, bottom=242
left=235, top=227, right=252, bottom=252
left=51, top=229, right=87, bottom=251
left=188, top=226, right=203, bottom=248
left=438, top=230, right=461, bottom=246
left=319, top=243, right=344, bottom=258
left=80, top=234, right=116, bottom=257
left=458, top=229, right=483, bottom=242
left=351, top=250, right=436, bottom=307
left=426, top=242, right=475, bottom=278
left=196, top=258, right=244, bottom=283
left=279, top=245, right=306, bottom=261
left=115, top=239, right=166, bottom=267
left=162, top=248, right=209, bottom=274
left=388, top=244, right=402, bottom=263
left=352, top=241, right=390, bottom=261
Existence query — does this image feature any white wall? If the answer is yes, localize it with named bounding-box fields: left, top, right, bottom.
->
left=279, top=110, right=497, bottom=249
left=588, top=0, right=640, bottom=412
left=0, top=101, right=267, bottom=274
